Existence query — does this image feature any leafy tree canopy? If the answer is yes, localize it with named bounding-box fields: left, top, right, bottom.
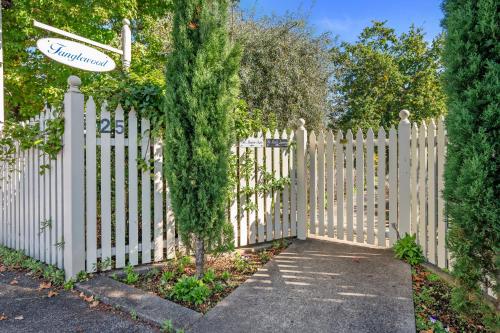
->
left=234, top=14, right=333, bottom=131
left=2, top=0, right=171, bottom=121
left=330, top=21, right=446, bottom=132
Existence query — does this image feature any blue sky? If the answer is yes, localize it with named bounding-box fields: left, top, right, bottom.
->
left=239, top=0, right=444, bottom=42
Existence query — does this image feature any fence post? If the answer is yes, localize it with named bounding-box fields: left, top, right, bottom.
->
left=398, top=110, right=411, bottom=237
left=296, top=119, right=307, bottom=240
left=63, top=76, right=86, bottom=279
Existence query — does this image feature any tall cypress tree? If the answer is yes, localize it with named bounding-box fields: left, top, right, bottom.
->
left=442, top=0, right=499, bottom=307
left=164, top=0, right=241, bottom=277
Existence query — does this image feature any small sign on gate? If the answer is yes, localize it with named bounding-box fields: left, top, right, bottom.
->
left=266, top=138, right=289, bottom=148
left=240, top=137, right=264, bottom=148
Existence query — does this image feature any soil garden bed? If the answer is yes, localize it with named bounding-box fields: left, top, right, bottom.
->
left=412, top=264, right=494, bottom=333
left=111, top=239, right=290, bottom=314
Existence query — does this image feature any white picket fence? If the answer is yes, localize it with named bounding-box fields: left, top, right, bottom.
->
left=303, top=111, right=448, bottom=268
left=0, top=77, right=449, bottom=279
left=0, top=107, right=64, bottom=269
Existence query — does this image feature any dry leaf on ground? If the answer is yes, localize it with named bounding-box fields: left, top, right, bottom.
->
left=47, top=290, right=58, bottom=298
left=0, top=265, right=6, bottom=272
left=38, top=281, right=51, bottom=290
left=79, top=292, right=94, bottom=303
left=9, top=279, right=18, bottom=285
left=0, top=314, right=7, bottom=321
left=89, top=300, right=99, bottom=308
left=14, top=315, right=23, bottom=320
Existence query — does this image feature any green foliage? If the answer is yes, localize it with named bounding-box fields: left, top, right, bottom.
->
left=441, top=0, right=499, bottom=309
left=258, top=251, right=271, bottom=264
left=203, top=269, right=216, bottom=284
left=426, top=273, right=441, bottom=283
left=235, top=14, right=333, bottom=130
left=130, top=309, right=138, bottom=321
left=220, top=270, right=231, bottom=281
left=123, top=264, right=139, bottom=285
left=330, top=21, right=446, bottom=132
left=170, top=276, right=211, bottom=305
left=161, top=319, right=174, bottom=333
left=2, top=1, right=171, bottom=120
left=393, top=234, right=425, bottom=266
left=213, top=282, right=225, bottom=293
left=163, top=0, right=241, bottom=270
left=234, top=253, right=251, bottom=273
left=176, top=256, right=191, bottom=274
left=161, top=271, right=175, bottom=284
left=0, top=246, right=66, bottom=286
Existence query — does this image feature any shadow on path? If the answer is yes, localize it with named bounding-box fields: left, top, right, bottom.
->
left=189, top=239, right=415, bottom=333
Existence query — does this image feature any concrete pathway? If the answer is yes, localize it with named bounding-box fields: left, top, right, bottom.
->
left=189, top=239, right=415, bottom=333
left=0, top=270, right=157, bottom=333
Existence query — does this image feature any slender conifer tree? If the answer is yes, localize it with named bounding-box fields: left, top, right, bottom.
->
left=164, top=0, right=241, bottom=277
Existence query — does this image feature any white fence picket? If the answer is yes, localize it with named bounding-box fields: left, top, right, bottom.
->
left=366, top=129, right=375, bottom=245
left=289, top=132, right=297, bottom=237
left=336, top=130, right=344, bottom=240
left=309, top=131, right=317, bottom=235
left=239, top=145, right=248, bottom=246
left=248, top=143, right=257, bottom=244
left=355, top=129, right=364, bottom=243
left=427, top=120, right=437, bottom=265
left=34, top=115, right=40, bottom=260
left=282, top=130, right=290, bottom=238
left=85, top=97, right=97, bottom=271
left=377, top=128, right=386, bottom=246
left=418, top=121, right=428, bottom=256
left=388, top=127, right=397, bottom=246
left=230, top=145, right=238, bottom=246
left=411, top=123, right=419, bottom=236
left=265, top=130, right=273, bottom=241
left=345, top=130, right=354, bottom=241
left=141, top=119, right=151, bottom=264
left=273, top=130, right=282, bottom=239
left=100, top=103, right=112, bottom=269
left=326, top=131, right=334, bottom=238
left=43, top=109, right=51, bottom=263
left=128, top=109, right=139, bottom=265
left=317, top=131, right=325, bottom=236
left=255, top=132, right=265, bottom=242
left=153, top=138, right=164, bottom=262
left=115, top=105, right=126, bottom=268
left=49, top=110, right=57, bottom=265
left=437, top=117, right=446, bottom=268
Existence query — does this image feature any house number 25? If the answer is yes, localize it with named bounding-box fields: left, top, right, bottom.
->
left=100, top=119, right=124, bottom=134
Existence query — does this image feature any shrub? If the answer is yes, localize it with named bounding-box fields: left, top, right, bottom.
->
left=160, top=271, right=175, bottom=285
left=393, top=234, right=425, bottom=266
left=123, top=264, right=139, bottom=285
left=220, top=271, right=231, bottom=281
left=202, top=269, right=216, bottom=284
left=442, top=0, right=499, bottom=310
left=170, top=277, right=211, bottom=305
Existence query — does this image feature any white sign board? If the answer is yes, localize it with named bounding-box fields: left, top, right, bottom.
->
left=240, top=137, right=264, bottom=148
left=37, top=38, right=116, bottom=72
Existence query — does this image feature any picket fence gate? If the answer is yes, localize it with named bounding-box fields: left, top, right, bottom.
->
left=0, top=76, right=449, bottom=279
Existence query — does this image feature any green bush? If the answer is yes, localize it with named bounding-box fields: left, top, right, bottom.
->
left=220, top=271, right=231, bottom=281
left=170, top=277, right=211, bottom=305
left=123, top=264, right=139, bottom=285
left=161, top=271, right=175, bottom=285
left=202, top=269, right=216, bottom=284
left=442, top=0, right=499, bottom=309
left=393, top=234, right=425, bottom=266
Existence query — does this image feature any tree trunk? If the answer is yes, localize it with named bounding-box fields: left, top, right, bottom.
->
left=195, top=236, right=205, bottom=279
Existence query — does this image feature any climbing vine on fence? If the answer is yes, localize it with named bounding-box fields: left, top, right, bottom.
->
left=0, top=108, right=64, bottom=174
